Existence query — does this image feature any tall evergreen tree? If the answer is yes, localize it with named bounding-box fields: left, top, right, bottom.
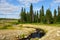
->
left=20, top=8, right=26, bottom=23
left=20, top=7, right=24, bottom=22
left=37, top=10, right=39, bottom=23
left=57, top=6, right=60, bottom=23
left=26, top=12, right=30, bottom=23
left=54, top=9, right=57, bottom=23
left=46, top=9, right=52, bottom=24
left=30, top=3, right=34, bottom=23
left=34, top=11, right=37, bottom=23
left=40, top=6, right=44, bottom=23
left=23, top=8, right=27, bottom=22
left=58, top=6, right=60, bottom=16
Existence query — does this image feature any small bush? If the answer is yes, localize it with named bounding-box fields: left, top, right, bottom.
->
left=19, top=34, right=26, bottom=38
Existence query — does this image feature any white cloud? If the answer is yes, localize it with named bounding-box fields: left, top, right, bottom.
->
left=18, top=0, right=42, bottom=3
left=50, top=0, right=60, bottom=6
left=17, top=0, right=43, bottom=7
left=0, top=0, right=43, bottom=14
left=0, top=0, right=22, bottom=14
left=53, top=0, right=60, bottom=3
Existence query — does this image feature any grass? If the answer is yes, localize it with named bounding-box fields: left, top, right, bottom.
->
left=0, top=21, right=60, bottom=30
left=0, top=25, right=13, bottom=29
left=22, top=23, right=60, bottom=27
left=0, top=22, right=60, bottom=40
left=19, top=34, right=26, bottom=38
left=43, top=23, right=60, bottom=27
left=17, top=22, right=60, bottom=26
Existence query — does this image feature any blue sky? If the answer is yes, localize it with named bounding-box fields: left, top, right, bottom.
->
left=0, top=0, right=60, bottom=19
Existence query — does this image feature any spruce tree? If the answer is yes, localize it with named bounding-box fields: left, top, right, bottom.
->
left=46, top=9, right=52, bottom=24
left=57, top=6, right=60, bottom=23
left=23, top=8, right=27, bottom=22
left=34, top=11, right=37, bottom=23
left=30, top=3, right=34, bottom=23
left=20, top=8, right=26, bottom=23
left=20, top=7, right=24, bottom=22
left=58, top=6, right=60, bottom=16
left=40, top=6, right=44, bottom=23
left=26, top=12, right=30, bottom=23
left=54, top=9, right=57, bottom=23
left=37, top=10, right=38, bottom=23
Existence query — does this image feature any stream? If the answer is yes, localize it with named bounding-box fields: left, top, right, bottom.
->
left=19, top=27, right=45, bottom=40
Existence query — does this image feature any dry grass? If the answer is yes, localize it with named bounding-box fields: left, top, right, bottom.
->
left=0, top=24, right=60, bottom=40
left=0, top=24, right=36, bottom=40
left=20, top=24, right=60, bottom=40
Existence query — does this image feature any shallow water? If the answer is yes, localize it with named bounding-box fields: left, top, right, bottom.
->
left=19, top=28, right=45, bottom=40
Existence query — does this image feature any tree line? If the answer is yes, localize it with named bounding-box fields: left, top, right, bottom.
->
left=19, top=4, right=60, bottom=24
